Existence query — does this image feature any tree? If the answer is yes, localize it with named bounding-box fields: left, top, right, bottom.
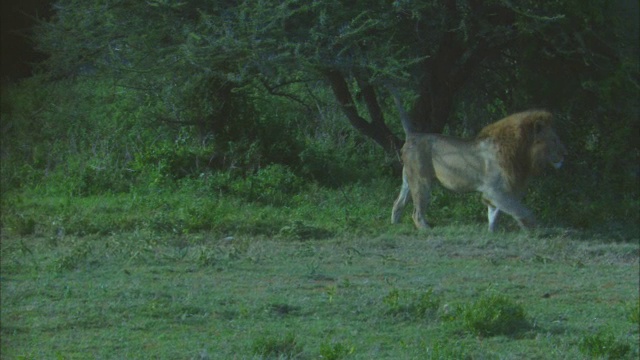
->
left=181, top=0, right=569, bottom=153
left=35, top=0, right=637, bottom=157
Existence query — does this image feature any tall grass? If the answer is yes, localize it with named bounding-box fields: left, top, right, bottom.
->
left=2, top=76, right=638, bottom=235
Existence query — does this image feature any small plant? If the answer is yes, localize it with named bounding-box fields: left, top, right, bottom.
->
left=460, top=293, right=530, bottom=337
left=629, top=298, right=640, bottom=328
left=5, top=214, right=37, bottom=236
left=232, top=164, right=304, bottom=205
left=251, top=332, right=302, bottom=359
left=278, top=220, right=332, bottom=241
left=578, top=330, right=631, bottom=359
left=319, top=340, right=354, bottom=360
left=196, top=246, right=218, bottom=267
left=383, top=288, right=441, bottom=320
left=53, top=240, right=92, bottom=271
left=425, top=338, right=471, bottom=360
left=325, top=285, right=338, bottom=303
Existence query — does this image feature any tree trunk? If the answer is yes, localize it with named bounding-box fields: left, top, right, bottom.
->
left=325, top=69, right=402, bottom=155
left=406, top=0, right=511, bottom=135
left=408, top=82, right=453, bottom=134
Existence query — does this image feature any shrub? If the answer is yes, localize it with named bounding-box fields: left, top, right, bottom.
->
left=4, top=214, right=37, bottom=236
left=251, top=332, right=302, bottom=359
left=278, top=220, right=333, bottom=241
left=425, top=339, right=472, bottom=360
left=578, top=331, right=631, bottom=359
left=383, top=288, right=441, bottom=321
left=319, top=341, right=354, bottom=360
left=231, top=164, right=304, bottom=205
left=298, top=135, right=391, bottom=188
left=53, top=240, right=92, bottom=272
left=629, top=299, right=640, bottom=328
left=459, top=293, right=530, bottom=337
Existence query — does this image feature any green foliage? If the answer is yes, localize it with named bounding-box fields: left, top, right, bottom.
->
left=132, top=139, right=216, bottom=185
left=3, top=214, right=37, bottom=237
left=629, top=299, right=640, bottom=328
left=424, top=339, right=472, bottom=360
left=299, top=136, right=391, bottom=187
left=0, top=77, right=162, bottom=195
left=53, top=240, right=91, bottom=272
left=383, top=288, right=441, bottom=321
left=1, top=214, right=637, bottom=358
left=195, top=240, right=251, bottom=268
left=278, top=220, right=333, bottom=241
left=458, top=293, right=531, bottom=337
left=230, top=164, right=305, bottom=205
left=578, top=330, right=631, bottom=359
left=319, top=341, right=354, bottom=360
left=251, top=333, right=302, bottom=359
left=1, top=0, right=637, bottom=238
left=528, top=170, right=639, bottom=236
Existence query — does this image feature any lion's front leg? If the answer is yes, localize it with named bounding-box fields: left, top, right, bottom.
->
left=487, top=204, right=500, bottom=232
left=483, top=191, right=536, bottom=231
left=482, top=198, right=501, bottom=231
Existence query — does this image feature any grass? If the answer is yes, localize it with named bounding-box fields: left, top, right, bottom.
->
left=1, top=185, right=639, bottom=359
left=579, top=330, right=632, bottom=359
left=0, top=179, right=400, bottom=239
left=2, top=229, right=638, bottom=358
left=458, top=292, right=531, bottom=337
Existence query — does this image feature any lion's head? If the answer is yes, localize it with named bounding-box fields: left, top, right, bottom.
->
left=477, top=110, right=567, bottom=188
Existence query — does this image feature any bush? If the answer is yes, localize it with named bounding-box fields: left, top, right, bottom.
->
left=1, top=77, right=165, bottom=195
left=299, top=143, right=391, bottom=187
left=277, top=220, right=333, bottom=241
left=424, top=339, right=471, bottom=360
left=578, top=331, right=631, bottom=359
left=629, top=299, right=640, bottom=328
left=319, top=341, right=354, bottom=360
left=251, top=333, right=302, bottom=359
left=383, top=288, right=441, bottom=321
left=132, top=139, right=219, bottom=186
left=459, top=293, right=530, bottom=337
left=231, top=164, right=305, bottom=205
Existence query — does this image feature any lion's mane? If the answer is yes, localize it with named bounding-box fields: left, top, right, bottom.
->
left=476, top=110, right=553, bottom=190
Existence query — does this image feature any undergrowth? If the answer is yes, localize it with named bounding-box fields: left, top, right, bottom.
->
left=579, top=330, right=632, bottom=359
left=0, top=180, right=393, bottom=239
left=2, top=77, right=638, bottom=236
left=252, top=333, right=302, bottom=359
left=457, top=292, right=531, bottom=337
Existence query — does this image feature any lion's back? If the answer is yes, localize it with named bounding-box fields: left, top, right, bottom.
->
left=403, top=133, right=492, bottom=192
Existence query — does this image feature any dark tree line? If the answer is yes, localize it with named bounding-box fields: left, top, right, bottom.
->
left=28, top=0, right=639, bottom=158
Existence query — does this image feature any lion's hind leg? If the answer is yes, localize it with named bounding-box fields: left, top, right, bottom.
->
left=391, top=168, right=411, bottom=224
left=392, top=166, right=431, bottom=230
left=409, top=178, right=431, bottom=230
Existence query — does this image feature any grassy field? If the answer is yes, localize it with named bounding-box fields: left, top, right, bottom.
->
left=2, top=210, right=638, bottom=359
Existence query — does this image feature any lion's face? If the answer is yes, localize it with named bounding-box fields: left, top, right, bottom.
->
left=531, top=125, right=567, bottom=171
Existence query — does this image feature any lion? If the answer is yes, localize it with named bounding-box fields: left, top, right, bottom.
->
left=391, top=110, right=567, bottom=231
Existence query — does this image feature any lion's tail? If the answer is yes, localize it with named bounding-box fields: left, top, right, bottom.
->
left=387, top=84, right=413, bottom=137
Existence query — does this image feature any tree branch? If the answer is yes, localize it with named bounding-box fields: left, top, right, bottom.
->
left=258, top=78, right=314, bottom=112
left=325, top=69, right=401, bottom=154
left=356, top=78, right=385, bottom=127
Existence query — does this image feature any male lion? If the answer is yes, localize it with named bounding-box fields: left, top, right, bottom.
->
left=391, top=110, right=567, bottom=231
